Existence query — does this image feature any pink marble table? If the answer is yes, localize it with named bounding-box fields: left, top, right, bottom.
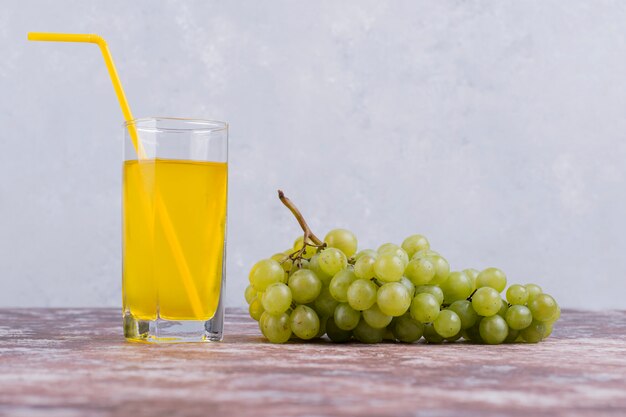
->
left=0, top=308, right=625, bottom=417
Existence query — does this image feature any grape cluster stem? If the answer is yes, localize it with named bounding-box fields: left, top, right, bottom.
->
left=278, top=190, right=326, bottom=264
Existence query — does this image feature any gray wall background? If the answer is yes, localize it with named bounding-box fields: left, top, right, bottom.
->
left=1, top=1, right=625, bottom=310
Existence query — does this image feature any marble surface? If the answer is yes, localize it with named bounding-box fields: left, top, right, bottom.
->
left=0, top=308, right=625, bottom=417
left=2, top=2, right=626, bottom=310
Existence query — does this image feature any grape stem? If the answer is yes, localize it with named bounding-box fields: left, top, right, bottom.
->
left=443, top=290, right=478, bottom=309
left=278, top=190, right=326, bottom=262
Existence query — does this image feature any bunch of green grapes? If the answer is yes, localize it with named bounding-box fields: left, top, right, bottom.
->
left=245, top=230, right=560, bottom=344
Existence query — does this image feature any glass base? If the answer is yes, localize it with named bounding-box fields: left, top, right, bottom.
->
left=123, top=310, right=224, bottom=343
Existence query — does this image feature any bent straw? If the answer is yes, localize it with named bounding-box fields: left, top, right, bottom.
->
left=28, top=32, right=204, bottom=319
left=28, top=32, right=147, bottom=158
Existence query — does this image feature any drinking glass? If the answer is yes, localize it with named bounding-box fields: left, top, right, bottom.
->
left=122, top=117, right=228, bottom=343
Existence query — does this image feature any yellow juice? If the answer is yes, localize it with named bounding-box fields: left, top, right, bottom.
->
left=123, top=158, right=227, bottom=321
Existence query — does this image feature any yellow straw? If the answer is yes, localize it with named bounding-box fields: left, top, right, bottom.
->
left=28, top=32, right=204, bottom=319
left=28, top=32, right=146, bottom=158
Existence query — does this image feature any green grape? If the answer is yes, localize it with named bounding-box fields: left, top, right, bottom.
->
left=354, top=254, right=377, bottom=279
left=525, top=283, right=543, bottom=301
left=479, top=315, right=509, bottom=344
left=326, top=317, right=352, bottom=342
left=544, top=322, right=554, bottom=338
left=288, top=269, right=322, bottom=304
left=506, top=284, right=528, bottom=305
left=410, top=293, right=441, bottom=323
left=428, top=255, right=450, bottom=285
left=315, top=316, right=328, bottom=339
left=505, top=305, right=533, bottom=330
left=377, top=242, right=400, bottom=254
left=401, top=234, right=430, bottom=258
left=476, top=267, right=507, bottom=293
left=347, top=279, right=378, bottom=311
left=248, top=297, right=265, bottom=321
left=411, top=249, right=440, bottom=260
left=433, top=310, right=462, bottom=338
left=399, top=276, right=416, bottom=297
left=244, top=285, right=257, bottom=304
left=288, top=259, right=309, bottom=276
left=334, top=303, right=361, bottom=330
left=396, top=250, right=410, bottom=267
left=378, top=243, right=409, bottom=267
left=462, top=319, right=483, bottom=343
left=520, top=320, right=547, bottom=343
left=352, top=319, right=385, bottom=343
left=414, top=285, right=444, bottom=305
left=362, top=304, right=393, bottom=329
left=329, top=268, right=357, bottom=302
left=308, top=254, right=332, bottom=285
left=260, top=311, right=292, bottom=343
left=348, top=279, right=378, bottom=311
left=463, top=268, right=479, bottom=291
left=423, top=323, right=444, bottom=344
left=440, top=271, right=473, bottom=304
left=448, top=300, right=479, bottom=329
left=373, top=254, right=405, bottom=282
left=258, top=308, right=268, bottom=330
left=261, top=283, right=292, bottom=315
left=293, top=235, right=317, bottom=259
left=504, top=328, right=520, bottom=343
left=248, top=261, right=260, bottom=283
left=377, top=282, right=411, bottom=316
left=392, top=315, right=424, bottom=343
left=270, top=252, right=293, bottom=272
left=546, top=305, right=561, bottom=323
left=497, top=299, right=509, bottom=318
left=313, top=287, right=339, bottom=317
left=318, top=248, right=348, bottom=276
left=250, top=259, right=285, bottom=291
left=290, top=305, right=320, bottom=340
left=404, top=258, right=435, bottom=285
left=528, top=293, right=558, bottom=322
left=383, top=328, right=396, bottom=341
left=471, top=287, right=501, bottom=317
left=324, top=228, right=358, bottom=258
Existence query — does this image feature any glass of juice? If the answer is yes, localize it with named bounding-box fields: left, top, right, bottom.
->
left=122, top=117, right=228, bottom=343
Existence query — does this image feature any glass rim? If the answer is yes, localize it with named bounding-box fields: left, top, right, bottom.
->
left=124, top=117, right=228, bottom=133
